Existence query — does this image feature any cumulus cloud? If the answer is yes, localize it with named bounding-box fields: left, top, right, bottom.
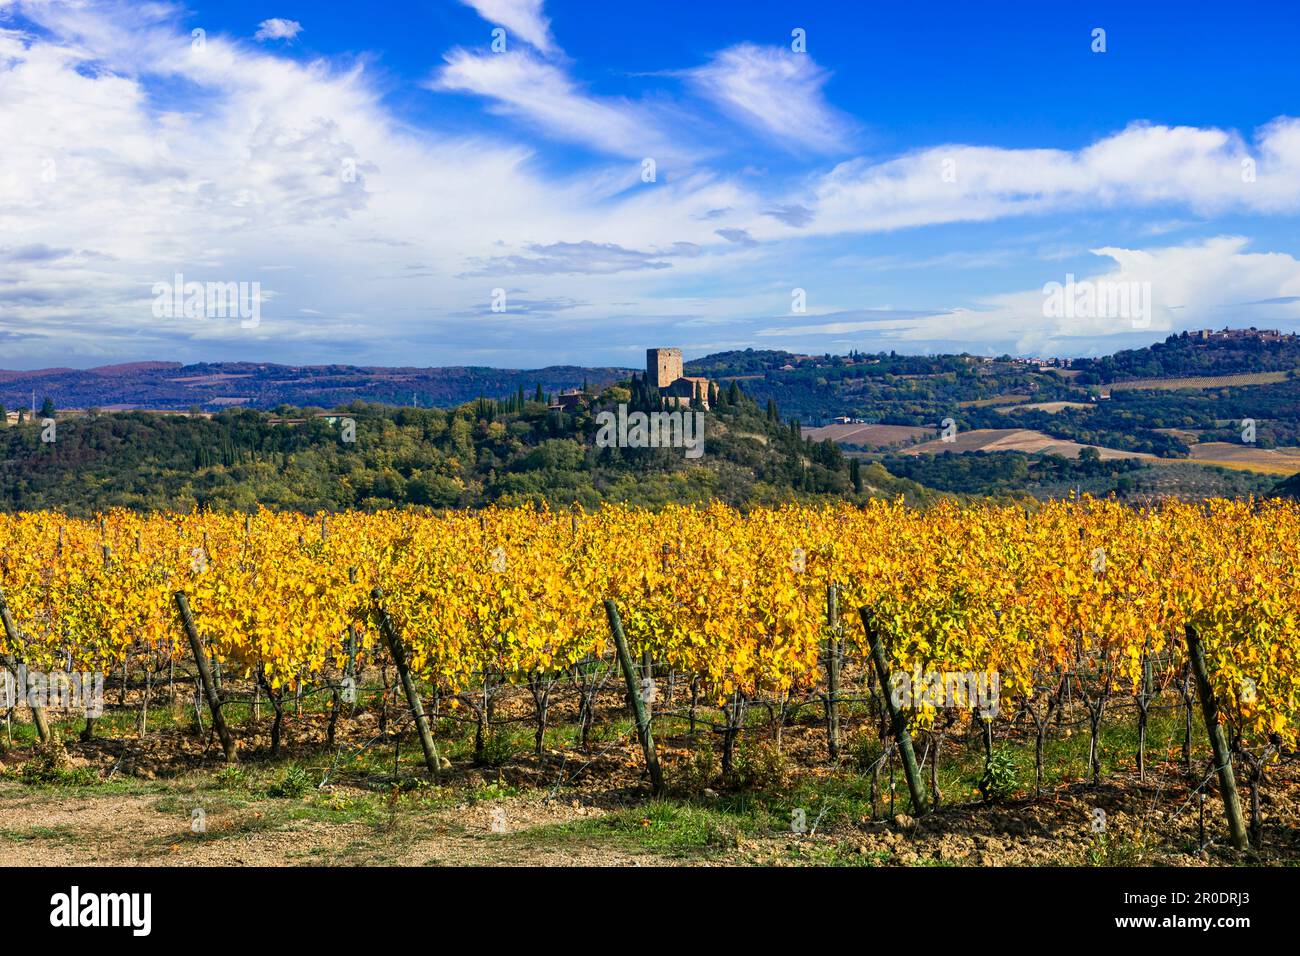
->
left=798, top=120, right=1300, bottom=236
left=899, top=238, right=1300, bottom=355
left=0, top=2, right=750, bottom=366
left=751, top=237, right=1300, bottom=357
left=254, top=19, right=302, bottom=42
left=5, top=0, right=1300, bottom=368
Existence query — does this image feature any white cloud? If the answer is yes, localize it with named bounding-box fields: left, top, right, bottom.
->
left=5, top=0, right=1300, bottom=368
left=458, top=0, right=555, bottom=55
left=683, top=44, right=851, bottom=154
left=751, top=237, right=1300, bottom=356
left=431, top=48, right=689, bottom=161
left=901, top=237, right=1300, bottom=354
left=0, top=2, right=752, bottom=366
left=254, top=19, right=302, bottom=42
left=796, top=120, right=1300, bottom=237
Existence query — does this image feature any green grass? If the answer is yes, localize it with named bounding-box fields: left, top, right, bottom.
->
left=0, top=824, right=79, bottom=845
left=470, top=780, right=521, bottom=802
left=513, top=800, right=748, bottom=858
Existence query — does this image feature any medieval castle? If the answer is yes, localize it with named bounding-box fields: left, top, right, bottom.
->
left=646, top=347, right=710, bottom=409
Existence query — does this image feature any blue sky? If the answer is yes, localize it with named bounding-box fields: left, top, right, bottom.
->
left=2, top=0, right=1300, bottom=369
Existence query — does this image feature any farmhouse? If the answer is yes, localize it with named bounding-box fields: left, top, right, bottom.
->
left=547, top=388, right=587, bottom=412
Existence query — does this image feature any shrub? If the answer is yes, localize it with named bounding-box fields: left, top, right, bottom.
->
left=672, top=738, right=719, bottom=795
left=19, top=741, right=97, bottom=786
left=478, top=730, right=519, bottom=768
left=267, top=765, right=314, bottom=798
left=847, top=730, right=884, bottom=773
left=978, top=748, right=1019, bottom=802
left=735, top=741, right=788, bottom=790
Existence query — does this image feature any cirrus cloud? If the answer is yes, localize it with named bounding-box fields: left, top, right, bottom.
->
left=458, top=0, right=555, bottom=56
left=683, top=44, right=853, bottom=155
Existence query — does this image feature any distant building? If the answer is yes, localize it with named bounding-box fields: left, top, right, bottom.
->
left=646, top=347, right=710, bottom=409
left=548, top=388, right=587, bottom=412
left=661, top=376, right=710, bottom=408
left=1191, top=327, right=1291, bottom=343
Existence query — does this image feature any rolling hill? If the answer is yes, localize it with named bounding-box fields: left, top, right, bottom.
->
left=0, top=362, right=633, bottom=413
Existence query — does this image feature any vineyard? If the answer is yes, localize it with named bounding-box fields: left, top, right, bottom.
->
left=1, top=499, right=1299, bottom=865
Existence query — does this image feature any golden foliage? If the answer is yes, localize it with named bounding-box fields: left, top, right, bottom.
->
left=0, top=498, right=1294, bottom=744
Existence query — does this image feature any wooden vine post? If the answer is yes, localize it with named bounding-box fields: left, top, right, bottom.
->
left=825, top=584, right=841, bottom=761
left=604, top=599, right=663, bottom=795
left=371, top=588, right=440, bottom=780
left=1183, top=624, right=1249, bottom=851
left=859, top=606, right=929, bottom=816
left=345, top=567, right=359, bottom=686
left=173, top=592, right=236, bottom=762
left=328, top=567, right=360, bottom=747
left=0, top=586, right=51, bottom=745
left=83, top=542, right=114, bottom=742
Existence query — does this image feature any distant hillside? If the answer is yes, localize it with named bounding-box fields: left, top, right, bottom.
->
left=6, top=331, right=1298, bottom=421
left=0, top=362, right=632, bottom=413
left=6, top=331, right=1300, bottom=508
left=0, top=383, right=930, bottom=514
left=1071, top=330, right=1300, bottom=384
left=684, top=349, right=799, bottom=376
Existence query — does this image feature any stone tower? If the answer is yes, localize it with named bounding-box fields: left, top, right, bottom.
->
left=646, top=347, right=683, bottom=390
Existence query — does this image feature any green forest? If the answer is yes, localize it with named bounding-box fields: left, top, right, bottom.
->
left=0, top=380, right=925, bottom=514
